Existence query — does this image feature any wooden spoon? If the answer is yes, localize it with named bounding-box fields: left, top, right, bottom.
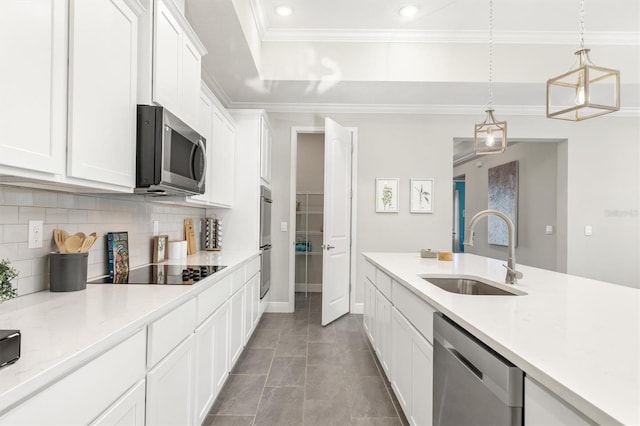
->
left=79, top=235, right=96, bottom=253
left=74, top=232, right=86, bottom=240
left=53, top=229, right=67, bottom=253
left=64, top=235, right=83, bottom=253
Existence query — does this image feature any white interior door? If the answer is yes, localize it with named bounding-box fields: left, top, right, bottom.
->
left=321, top=118, right=352, bottom=326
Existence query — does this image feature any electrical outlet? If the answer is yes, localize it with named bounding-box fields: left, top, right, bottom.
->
left=585, top=225, right=593, bottom=236
left=28, top=220, right=43, bottom=248
left=545, top=225, right=553, bottom=235
left=281, top=221, right=288, bottom=232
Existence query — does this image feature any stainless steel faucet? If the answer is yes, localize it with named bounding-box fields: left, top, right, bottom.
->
left=464, top=209, right=523, bottom=285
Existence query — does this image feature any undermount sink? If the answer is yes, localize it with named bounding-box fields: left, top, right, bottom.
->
left=420, top=275, right=526, bottom=296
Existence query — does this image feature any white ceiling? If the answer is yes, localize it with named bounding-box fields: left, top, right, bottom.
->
left=185, top=0, right=640, bottom=113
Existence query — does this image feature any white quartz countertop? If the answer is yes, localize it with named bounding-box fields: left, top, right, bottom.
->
left=363, top=252, right=640, bottom=426
left=0, top=249, right=259, bottom=413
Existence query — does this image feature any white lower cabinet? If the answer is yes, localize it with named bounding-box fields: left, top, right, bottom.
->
left=244, top=273, right=260, bottom=343
left=146, top=333, right=196, bottom=426
left=524, top=377, right=592, bottom=426
left=91, top=380, right=146, bottom=426
left=375, top=289, right=392, bottom=375
left=390, top=306, right=434, bottom=426
left=229, top=287, right=245, bottom=367
left=410, top=328, right=433, bottom=426
left=363, top=278, right=376, bottom=345
left=391, top=306, right=413, bottom=416
left=194, top=301, right=229, bottom=425
left=0, top=330, right=146, bottom=425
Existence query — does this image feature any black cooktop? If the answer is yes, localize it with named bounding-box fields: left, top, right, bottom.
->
left=89, top=265, right=227, bottom=285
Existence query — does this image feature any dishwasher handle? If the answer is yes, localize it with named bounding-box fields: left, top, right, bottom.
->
left=433, top=313, right=523, bottom=408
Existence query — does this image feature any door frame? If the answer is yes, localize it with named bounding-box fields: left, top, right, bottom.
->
left=288, top=125, right=359, bottom=313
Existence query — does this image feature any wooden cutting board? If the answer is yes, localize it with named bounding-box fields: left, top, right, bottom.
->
left=184, top=219, right=196, bottom=255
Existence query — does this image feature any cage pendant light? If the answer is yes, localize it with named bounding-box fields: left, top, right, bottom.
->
left=474, top=0, right=506, bottom=155
left=546, top=0, right=620, bottom=121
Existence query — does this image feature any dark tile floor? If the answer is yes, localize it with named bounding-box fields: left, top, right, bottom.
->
left=205, top=292, right=409, bottom=426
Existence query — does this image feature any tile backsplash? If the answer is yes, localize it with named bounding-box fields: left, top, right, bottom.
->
left=0, top=186, right=205, bottom=297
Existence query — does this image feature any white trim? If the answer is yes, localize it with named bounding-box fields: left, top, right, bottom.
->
left=289, top=127, right=324, bottom=314
left=265, top=301, right=291, bottom=313
left=158, top=0, right=207, bottom=54
left=349, top=128, right=359, bottom=314
left=201, top=69, right=233, bottom=108
left=230, top=102, right=640, bottom=117
left=351, top=302, right=364, bottom=315
left=259, top=28, right=639, bottom=46
left=289, top=125, right=359, bottom=317
left=248, top=0, right=267, bottom=41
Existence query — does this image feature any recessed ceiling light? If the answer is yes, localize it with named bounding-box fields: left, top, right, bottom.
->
left=276, top=5, right=293, bottom=17
left=399, top=5, right=418, bottom=18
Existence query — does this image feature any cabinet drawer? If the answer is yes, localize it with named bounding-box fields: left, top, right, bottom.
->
left=375, top=269, right=392, bottom=300
left=245, top=256, right=260, bottom=281
left=197, top=275, right=231, bottom=325
left=392, top=282, right=436, bottom=344
left=147, top=298, right=196, bottom=367
left=230, top=266, right=245, bottom=294
left=0, top=330, right=146, bottom=425
left=364, top=260, right=375, bottom=283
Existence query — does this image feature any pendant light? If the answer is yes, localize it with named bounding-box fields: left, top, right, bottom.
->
left=546, top=0, right=620, bottom=121
left=474, top=0, right=507, bottom=155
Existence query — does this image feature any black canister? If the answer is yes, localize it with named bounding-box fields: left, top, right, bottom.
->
left=49, top=252, right=88, bottom=292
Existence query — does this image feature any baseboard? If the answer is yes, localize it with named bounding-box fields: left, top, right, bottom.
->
left=351, top=302, right=364, bottom=314
left=266, top=301, right=293, bottom=313
left=295, top=283, right=322, bottom=293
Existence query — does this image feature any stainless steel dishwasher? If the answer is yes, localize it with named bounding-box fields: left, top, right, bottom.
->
left=433, top=313, right=523, bottom=426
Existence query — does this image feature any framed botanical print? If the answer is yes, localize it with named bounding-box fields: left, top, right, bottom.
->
left=410, top=178, right=434, bottom=213
left=376, top=178, right=399, bottom=213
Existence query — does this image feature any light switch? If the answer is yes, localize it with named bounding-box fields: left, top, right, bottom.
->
left=280, top=221, right=288, bottom=232
left=545, top=225, right=553, bottom=235
left=584, top=225, right=593, bottom=236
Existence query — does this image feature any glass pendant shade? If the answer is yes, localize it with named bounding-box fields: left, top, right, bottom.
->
left=547, top=49, right=620, bottom=121
left=474, top=109, right=506, bottom=155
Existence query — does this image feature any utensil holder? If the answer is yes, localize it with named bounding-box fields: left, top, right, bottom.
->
left=49, top=252, right=88, bottom=292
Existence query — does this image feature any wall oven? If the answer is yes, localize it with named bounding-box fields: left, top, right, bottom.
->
left=259, top=186, right=272, bottom=299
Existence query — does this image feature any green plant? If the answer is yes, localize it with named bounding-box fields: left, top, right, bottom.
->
left=0, top=259, right=18, bottom=302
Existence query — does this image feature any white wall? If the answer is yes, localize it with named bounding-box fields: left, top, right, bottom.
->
left=454, top=141, right=563, bottom=271
left=269, top=113, right=455, bottom=305
left=266, top=112, right=638, bottom=310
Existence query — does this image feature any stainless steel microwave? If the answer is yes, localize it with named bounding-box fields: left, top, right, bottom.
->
left=135, top=105, right=206, bottom=196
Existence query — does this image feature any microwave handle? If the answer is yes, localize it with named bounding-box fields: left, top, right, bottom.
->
left=196, top=138, right=207, bottom=189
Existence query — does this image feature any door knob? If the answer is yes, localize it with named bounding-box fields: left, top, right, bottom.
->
left=323, top=244, right=335, bottom=250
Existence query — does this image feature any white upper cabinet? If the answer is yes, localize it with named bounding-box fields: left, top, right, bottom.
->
left=189, top=84, right=236, bottom=207
left=153, top=0, right=181, bottom=114
left=145, top=0, right=205, bottom=129
left=260, top=115, right=272, bottom=184
left=0, top=0, right=67, bottom=176
left=67, top=0, right=142, bottom=189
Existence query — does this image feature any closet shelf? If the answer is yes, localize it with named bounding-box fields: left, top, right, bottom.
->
left=296, top=210, right=323, bottom=215
left=295, top=251, right=322, bottom=256
left=296, top=230, right=323, bottom=235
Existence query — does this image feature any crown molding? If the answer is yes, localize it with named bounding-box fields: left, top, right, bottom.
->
left=259, top=28, right=639, bottom=45
left=248, top=0, right=268, bottom=40
left=226, top=101, right=640, bottom=117
left=201, top=70, right=232, bottom=108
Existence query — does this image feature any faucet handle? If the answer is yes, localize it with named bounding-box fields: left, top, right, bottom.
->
left=502, top=264, right=524, bottom=279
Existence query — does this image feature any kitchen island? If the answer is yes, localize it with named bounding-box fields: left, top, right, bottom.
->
left=0, top=249, right=260, bottom=423
left=363, top=252, right=639, bottom=426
